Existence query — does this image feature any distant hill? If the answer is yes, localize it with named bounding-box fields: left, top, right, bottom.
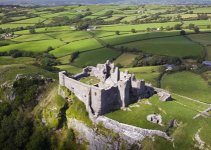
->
left=1, top=0, right=211, bottom=5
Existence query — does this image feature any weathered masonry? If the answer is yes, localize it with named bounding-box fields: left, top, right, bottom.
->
left=59, top=60, right=155, bottom=116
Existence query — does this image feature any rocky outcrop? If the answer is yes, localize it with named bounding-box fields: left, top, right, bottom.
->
left=154, top=87, right=172, bottom=101
left=67, top=118, right=123, bottom=150
left=0, top=74, right=54, bottom=101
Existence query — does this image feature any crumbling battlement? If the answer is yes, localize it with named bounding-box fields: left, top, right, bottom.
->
left=59, top=60, right=155, bottom=117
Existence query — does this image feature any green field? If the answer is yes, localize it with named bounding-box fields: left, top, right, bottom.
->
left=55, top=65, right=82, bottom=75
left=114, top=53, right=138, bottom=67
left=116, top=36, right=204, bottom=57
left=0, top=39, right=64, bottom=52
left=121, top=66, right=162, bottom=86
left=207, top=46, right=211, bottom=60
left=14, top=26, right=72, bottom=35
left=183, top=20, right=211, bottom=28
left=73, top=48, right=121, bottom=67
left=98, top=22, right=179, bottom=31
left=12, top=34, right=53, bottom=42
left=192, top=7, right=211, bottom=13
left=0, top=64, right=56, bottom=84
left=161, top=71, right=211, bottom=103
left=57, top=55, right=71, bottom=64
left=101, top=31, right=180, bottom=46
left=45, top=31, right=91, bottom=43
left=106, top=94, right=210, bottom=149
left=187, top=33, right=211, bottom=46
left=0, top=56, right=35, bottom=65
left=80, top=76, right=100, bottom=85
left=0, top=23, right=34, bottom=29
left=50, top=38, right=102, bottom=57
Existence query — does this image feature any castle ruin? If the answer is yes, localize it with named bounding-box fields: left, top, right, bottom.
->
left=59, top=60, right=155, bottom=116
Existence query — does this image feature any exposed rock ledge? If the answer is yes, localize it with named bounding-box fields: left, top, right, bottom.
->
left=68, top=116, right=172, bottom=150
left=68, top=118, right=120, bottom=150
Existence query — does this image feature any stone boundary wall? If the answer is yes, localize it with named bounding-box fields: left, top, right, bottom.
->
left=68, top=116, right=172, bottom=149
left=95, top=116, right=172, bottom=145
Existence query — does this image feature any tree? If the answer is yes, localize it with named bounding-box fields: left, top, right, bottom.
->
left=174, top=24, right=182, bottom=30
left=104, top=10, right=113, bottom=17
left=70, top=51, right=79, bottom=63
left=166, top=26, right=171, bottom=31
left=146, top=27, right=151, bottom=32
left=131, top=28, right=136, bottom=33
left=197, top=14, right=208, bottom=20
left=194, top=26, right=200, bottom=33
left=115, top=31, right=120, bottom=35
left=75, top=22, right=89, bottom=30
left=47, top=46, right=54, bottom=52
left=29, top=28, right=36, bottom=34
left=180, top=30, right=186, bottom=35
left=188, top=23, right=195, bottom=30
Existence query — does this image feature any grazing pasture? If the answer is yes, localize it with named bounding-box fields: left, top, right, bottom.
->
left=101, top=31, right=180, bottom=46
left=50, top=38, right=102, bottom=57
left=192, top=7, right=211, bottom=13
left=116, top=36, right=204, bottom=57
left=0, top=39, right=64, bottom=52
left=161, top=71, right=211, bottom=103
left=98, top=22, right=180, bottom=31
left=0, top=56, right=35, bottom=65
left=55, top=65, right=82, bottom=74
left=73, top=48, right=121, bottom=67
left=187, top=33, right=211, bottom=46
left=12, top=34, right=53, bottom=42
left=121, top=66, right=161, bottom=86
left=114, top=53, right=138, bottom=67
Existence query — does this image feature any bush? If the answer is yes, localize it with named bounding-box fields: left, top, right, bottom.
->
left=194, top=26, right=200, bottom=33
left=131, top=28, right=136, bottom=33
left=188, top=23, right=195, bottom=30
left=115, top=31, right=120, bottom=35
left=180, top=30, right=186, bottom=35
left=70, top=51, right=79, bottom=63
left=29, top=28, right=36, bottom=34
left=9, top=49, right=23, bottom=58
left=174, top=24, right=182, bottom=30
left=47, top=46, right=54, bottom=52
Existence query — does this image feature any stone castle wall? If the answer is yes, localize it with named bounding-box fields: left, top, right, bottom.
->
left=59, top=71, right=123, bottom=116
left=59, top=61, right=155, bottom=116
left=59, top=71, right=92, bottom=112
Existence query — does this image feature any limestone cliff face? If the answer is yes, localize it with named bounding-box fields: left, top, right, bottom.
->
left=67, top=118, right=121, bottom=150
